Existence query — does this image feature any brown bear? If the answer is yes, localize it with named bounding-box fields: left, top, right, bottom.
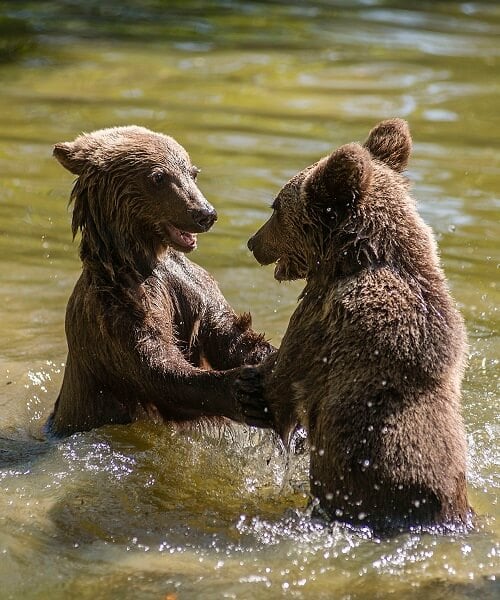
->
left=47, top=125, right=274, bottom=437
left=238, top=119, right=472, bottom=533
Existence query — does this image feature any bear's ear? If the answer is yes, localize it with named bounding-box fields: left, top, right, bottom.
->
left=53, top=141, right=88, bottom=175
left=307, top=143, right=373, bottom=208
left=363, top=118, right=412, bottom=172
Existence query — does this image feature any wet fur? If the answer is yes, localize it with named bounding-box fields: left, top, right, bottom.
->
left=48, top=125, right=274, bottom=436
left=243, top=119, right=472, bottom=533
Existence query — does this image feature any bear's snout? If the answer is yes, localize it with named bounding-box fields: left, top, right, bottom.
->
left=190, top=206, right=218, bottom=231
left=247, top=219, right=280, bottom=266
left=247, top=231, right=275, bottom=266
left=247, top=234, right=256, bottom=252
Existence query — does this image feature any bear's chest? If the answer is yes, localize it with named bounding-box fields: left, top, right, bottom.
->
left=150, top=256, right=222, bottom=363
left=275, top=294, right=344, bottom=411
left=282, top=294, right=341, bottom=357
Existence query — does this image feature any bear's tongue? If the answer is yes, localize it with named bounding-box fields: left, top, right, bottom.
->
left=167, top=224, right=197, bottom=250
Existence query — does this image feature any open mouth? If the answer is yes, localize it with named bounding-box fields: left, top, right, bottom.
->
left=166, top=223, right=198, bottom=251
left=273, top=256, right=304, bottom=281
left=274, top=258, right=286, bottom=281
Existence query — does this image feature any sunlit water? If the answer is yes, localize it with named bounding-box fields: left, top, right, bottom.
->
left=0, top=1, right=498, bottom=598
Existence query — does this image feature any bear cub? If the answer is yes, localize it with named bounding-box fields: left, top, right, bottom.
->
left=48, top=125, right=274, bottom=437
left=240, top=119, right=472, bottom=533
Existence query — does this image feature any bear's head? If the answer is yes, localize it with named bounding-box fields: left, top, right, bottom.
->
left=248, top=119, right=415, bottom=281
left=54, top=126, right=216, bottom=262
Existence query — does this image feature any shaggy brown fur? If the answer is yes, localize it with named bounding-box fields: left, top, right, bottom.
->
left=47, top=125, right=274, bottom=437
left=238, top=119, right=472, bottom=533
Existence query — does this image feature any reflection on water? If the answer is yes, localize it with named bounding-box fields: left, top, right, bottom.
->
left=0, top=1, right=498, bottom=598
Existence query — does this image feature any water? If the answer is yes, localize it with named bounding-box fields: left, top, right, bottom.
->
left=0, top=1, right=498, bottom=597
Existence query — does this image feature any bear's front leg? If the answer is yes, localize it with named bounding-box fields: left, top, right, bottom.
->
left=200, top=309, right=276, bottom=370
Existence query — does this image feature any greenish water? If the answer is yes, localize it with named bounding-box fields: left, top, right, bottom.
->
left=0, top=1, right=498, bottom=598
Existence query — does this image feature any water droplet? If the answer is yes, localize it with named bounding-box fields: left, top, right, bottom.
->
left=362, top=459, right=370, bottom=468
left=325, top=492, right=333, bottom=501
left=335, top=508, right=343, bottom=517
left=448, top=224, right=456, bottom=232
left=358, top=512, right=367, bottom=520
left=318, top=448, right=325, bottom=456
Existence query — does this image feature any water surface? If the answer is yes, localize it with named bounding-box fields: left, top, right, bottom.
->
left=0, top=1, right=498, bottom=598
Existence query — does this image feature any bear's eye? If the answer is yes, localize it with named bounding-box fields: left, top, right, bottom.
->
left=191, top=166, right=200, bottom=181
left=151, top=171, right=167, bottom=186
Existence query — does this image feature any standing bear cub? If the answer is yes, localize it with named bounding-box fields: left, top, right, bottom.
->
left=240, top=119, right=472, bottom=533
left=48, top=125, right=274, bottom=437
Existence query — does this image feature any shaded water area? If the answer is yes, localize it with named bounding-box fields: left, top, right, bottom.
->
left=0, top=0, right=498, bottom=597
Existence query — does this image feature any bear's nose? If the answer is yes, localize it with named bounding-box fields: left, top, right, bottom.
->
left=192, top=207, right=217, bottom=231
left=247, top=235, right=255, bottom=252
